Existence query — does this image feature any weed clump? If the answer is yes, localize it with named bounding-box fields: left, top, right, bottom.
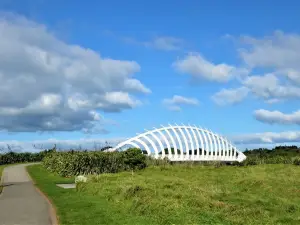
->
left=124, top=185, right=144, bottom=199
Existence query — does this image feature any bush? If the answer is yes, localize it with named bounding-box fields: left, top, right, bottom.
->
left=42, top=148, right=147, bottom=177
left=0, top=149, right=55, bottom=165
left=293, top=157, right=300, bottom=165
left=211, top=161, right=224, bottom=168
left=123, top=148, right=147, bottom=171
left=146, top=156, right=170, bottom=167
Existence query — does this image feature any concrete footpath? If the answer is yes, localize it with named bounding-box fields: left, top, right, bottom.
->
left=0, top=164, right=54, bottom=225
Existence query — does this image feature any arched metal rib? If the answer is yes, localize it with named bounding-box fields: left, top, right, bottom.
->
left=110, top=124, right=246, bottom=162
left=169, top=124, right=184, bottom=159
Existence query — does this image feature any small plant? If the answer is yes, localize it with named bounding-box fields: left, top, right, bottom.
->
left=293, top=157, right=300, bottom=165
left=124, top=185, right=144, bottom=199
left=146, top=156, right=170, bottom=167
left=75, top=175, right=87, bottom=183
left=212, top=161, right=223, bottom=168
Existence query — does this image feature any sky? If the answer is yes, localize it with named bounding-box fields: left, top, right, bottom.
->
left=0, top=0, right=300, bottom=152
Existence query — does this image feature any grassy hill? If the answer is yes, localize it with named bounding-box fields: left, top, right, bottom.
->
left=28, top=163, right=300, bottom=225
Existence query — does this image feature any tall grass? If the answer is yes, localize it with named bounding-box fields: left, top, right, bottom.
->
left=235, top=155, right=300, bottom=166
left=42, top=148, right=147, bottom=177
left=43, top=148, right=300, bottom=177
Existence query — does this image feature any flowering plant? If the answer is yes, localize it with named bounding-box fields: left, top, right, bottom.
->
left=75, top=175, right=87, bottom=183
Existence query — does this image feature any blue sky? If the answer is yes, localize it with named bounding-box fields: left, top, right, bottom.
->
left=0, top=0, right=300, bottom=151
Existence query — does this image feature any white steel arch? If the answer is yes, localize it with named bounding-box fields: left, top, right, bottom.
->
left=188, top=125, right=199, bottom=159
left=149, top=131, right=165, bottom=158
left=108, top=124, right=246, bottom=162
left=193, top=125, right=204, bottom=157
left=175, top=123, right=189, bottom=159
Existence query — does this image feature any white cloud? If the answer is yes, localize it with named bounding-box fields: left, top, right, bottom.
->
left=173, top=53, right=248, bottom=82
left=243, top=73, right=300, bottom=100
left=163, top=95, right=199, bottom=105
left=149, top=36, right=184, bottom=51
left=211, top=87, right=249, bottom=106
left=239, top=31, right=300, bottom=86
left=0, top=13, right=150, bottom=132
left=254, top=109, right=300, bottom=125
left=166, top=105, right=182, bottom=112
left=124, top=79, right=151, bottom=94
left=120, top=35, right=184, bottom=51
left=162, top=95, right=199, bottom=111
left=209, top=31, right=300, bottom=105
left=276, top=69, right=300, bottom=85
left=232, top=131, right=300, bottom=144
left=100, top=92, right=142, bottom=112
left=265, top=98, right=282, bottom=104
left=239, top=31, right=300, bottom=70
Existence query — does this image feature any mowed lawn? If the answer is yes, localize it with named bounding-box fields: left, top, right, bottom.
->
left=27, top=164, right=300, bottom=225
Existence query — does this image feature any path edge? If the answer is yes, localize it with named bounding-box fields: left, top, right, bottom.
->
left=26, top=165, right=59, bottom=225
left=0, top=165, right=5, bottom=196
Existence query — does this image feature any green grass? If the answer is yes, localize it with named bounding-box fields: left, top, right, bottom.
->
left=0, top=164, right=6, bottom=193
left=0, top=165, right=5, bottom=176
left=28, top=164, right=300, bottom=225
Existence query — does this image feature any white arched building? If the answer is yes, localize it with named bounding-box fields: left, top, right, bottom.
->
left=108, top=124, right=246, bottom=162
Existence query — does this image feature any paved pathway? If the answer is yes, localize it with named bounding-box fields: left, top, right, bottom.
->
left=0, top=164, right=53, bottom=225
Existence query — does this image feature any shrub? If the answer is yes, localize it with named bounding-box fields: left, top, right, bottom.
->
left=293, top=157, right=300, bottom=165
left=42, top=148, right=147, bottom=177
left=123, top=148, right=147, bottom=171
left=0, top=149, right=55, bottom=165
left=211, top=161, right=223, bottom=168
left=145, top=156, right=170, bottom=167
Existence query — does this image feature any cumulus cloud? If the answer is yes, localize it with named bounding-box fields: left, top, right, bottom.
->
left=175, top=32, right=300, bottom=105
left=232, top=131, right=300, bottom=144
left=173, top=53, right=248, bottom=82
left=124, top=79, right=151, bottom=94
left=208, top=31, right=300, bottom=105
left=239, top=31, right=300, bottom=70
left=265, top=98, right=282, bottom=104
left=67, top=91, right=143, bottom=114
left=275, top=69, right=300, bottom=85
left=120, top=35, right=184, bottom=51
left=211, top=87, right=249, bottom=106
left=239, top=31, right=300, bottom=85
left=162, top=95, right=199, bottom=111
left=254, top=109, right=300, bottom=125
left=149, top=36, right=184, bottom=51
left=0, top=13, right=150, bottom=132
left=242, top=73, right=300, bottom=102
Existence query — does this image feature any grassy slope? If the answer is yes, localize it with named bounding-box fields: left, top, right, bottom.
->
left=28, top=164, right=300, bottom=225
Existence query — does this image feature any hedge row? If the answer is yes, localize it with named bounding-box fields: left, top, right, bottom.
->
left=0, top=149, right=54, bottom=165
left=145, top=155, right=300, bottom=168
left=42, top=148, right=147, bottom=177
left=232, top=155, right=300, bottom=166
